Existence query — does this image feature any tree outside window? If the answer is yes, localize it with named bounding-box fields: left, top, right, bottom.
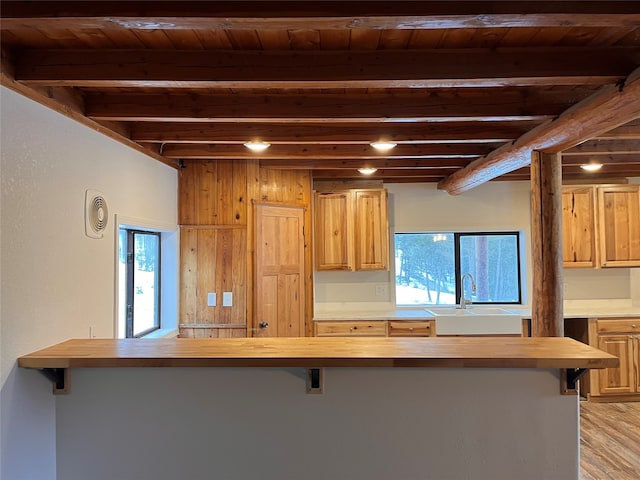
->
left=395, top=232, right=521, bottom=306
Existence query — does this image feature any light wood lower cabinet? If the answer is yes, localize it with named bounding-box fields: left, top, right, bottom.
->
left=315, top=320, right=435, bottom=337
left=587, top=318, right=640, bottom=402
left=387, top=320, right=434, bottom=337
left=315, top=321, right=387, bottom=337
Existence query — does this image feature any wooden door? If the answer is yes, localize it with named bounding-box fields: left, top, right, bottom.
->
left=313, top=192, right=353, bottom=271
left=354, top=189, right=389, bottom=271
left=561, top=186, right=597, bottom=267
left=598, top=185, right=640, bottom=267
left=597, top=335, right=635, bottom=395
left=255, top=205, right=305, bottom=337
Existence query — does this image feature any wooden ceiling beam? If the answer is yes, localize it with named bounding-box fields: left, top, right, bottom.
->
left=560, top=153, right=640, bottom=165
left=594, top=120, right=640, bottom=139
left=130, top=121, right=537, bottom=144
left=83, top=91, right=577, bottom=123
left=438, top=67, right=640, bottom=195
left=3, top=1, right=640, bottom=30
left=312, top=168, right=460, bottom=179
left=260, top=159, right=471, bottom=170
left=14, top=48, right=638, bottom=88
left=563, top=138, right=640, bottom=155
left=561, top=164, right=640, bottom=175
left=262, top=157, right=640, bottom=172
left=160, top=143, right=494, bottom=160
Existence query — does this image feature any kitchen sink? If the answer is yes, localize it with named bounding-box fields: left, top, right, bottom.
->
left=424, top=306, right=523, bottom=335
left=424, top=306, right=515, bottom=316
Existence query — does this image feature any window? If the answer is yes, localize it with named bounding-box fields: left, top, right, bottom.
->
left=119, top=229, right=161, bottom=337
left=395, top=232, right=522, bottom=306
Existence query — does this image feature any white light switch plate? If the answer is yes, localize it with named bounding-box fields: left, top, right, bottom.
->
left=223, top=292, right=233, bottom=307
left=207, top=292, right=217, bottom=306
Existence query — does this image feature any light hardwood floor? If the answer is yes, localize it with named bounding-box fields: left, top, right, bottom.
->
left=580, top=401, right=640, bottom=480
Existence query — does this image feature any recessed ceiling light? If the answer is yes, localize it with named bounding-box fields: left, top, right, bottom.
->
left=243, top=141, right=271, bottom=152
left=370, top=141, right=397, bottom=151
left=580, top=163, right=603, bottom=172
left=358, top=167, right=378, bottom=175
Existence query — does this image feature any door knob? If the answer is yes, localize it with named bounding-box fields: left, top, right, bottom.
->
left=259, top=321, right=269, bottom=329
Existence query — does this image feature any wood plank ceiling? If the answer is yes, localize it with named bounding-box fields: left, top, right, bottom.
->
left=2, top=1, right=640, bottom=193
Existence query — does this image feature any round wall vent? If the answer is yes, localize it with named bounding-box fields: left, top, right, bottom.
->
left=85, top=189, right=108, bottom=239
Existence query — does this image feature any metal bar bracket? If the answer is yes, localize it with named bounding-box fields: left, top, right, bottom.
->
left=562, top=368, right=587, bottom=395
left=306, top=368, right=323, bottom=394
left=40, top=368, right=69, bottom=395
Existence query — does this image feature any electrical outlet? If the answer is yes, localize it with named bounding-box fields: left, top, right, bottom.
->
left=89, top=325, right=96, bottom=339
left=375, top=284, right=388, bottom=298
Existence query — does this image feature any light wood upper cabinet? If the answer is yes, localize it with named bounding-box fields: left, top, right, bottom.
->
left=562, top=186, right=598, bottom=268
left=597, top=185, right=640, bottom=267
left=561, top=184, right=640, bottom=269
left=353, top=189, right=389, bottom=270
left=313, top=192, right=354, bottom=270
left=313, top=188, right=389, bottom=271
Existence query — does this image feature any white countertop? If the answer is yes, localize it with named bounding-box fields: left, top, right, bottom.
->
left=314, top=300, right=639, bottom=321
left=313, top=309, right=431, bottom=321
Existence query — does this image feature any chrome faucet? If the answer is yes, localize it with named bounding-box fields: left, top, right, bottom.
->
left=459, top=273, right=476, bottom=309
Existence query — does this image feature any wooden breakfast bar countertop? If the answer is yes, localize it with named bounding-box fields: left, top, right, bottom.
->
left=19, top=337, right=620, bottom=478
left=18, top=336, right=617, bottom=370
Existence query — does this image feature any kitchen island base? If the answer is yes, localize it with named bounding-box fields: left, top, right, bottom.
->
left=56, top=367, right=579, bottom=480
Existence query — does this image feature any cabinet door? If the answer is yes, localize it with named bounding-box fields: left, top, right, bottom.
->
left=313, top=192, right=354, bottom=271
left=598, top=185, right=640, bottom=267
left=634, top=337, right=640, bottom=393
left=180, top=228, right=247, bottom=337
left=388, top=320, right=434, bottom=337
left=562, top=186, right=597, bottom=267
left=597, top=335, right=635, bottom=395
left=354, top=189, right=389, bottom=270
left=315, top=321, right=386, bottom=336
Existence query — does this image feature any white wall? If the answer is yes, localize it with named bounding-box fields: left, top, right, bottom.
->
left=315, top=180, right=638, bottom=311
left=315, top=181, right=534, bottom=309
left=56, top=367, right=579, bottom=480
left=0, top=87, right=178, bottom=480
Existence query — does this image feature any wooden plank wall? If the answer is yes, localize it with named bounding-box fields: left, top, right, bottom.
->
left=178, top=159, right=313, bottom=337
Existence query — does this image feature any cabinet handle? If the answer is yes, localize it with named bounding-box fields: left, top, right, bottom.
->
left=632, top=324, right=637, bottom=329
left=409, top=327, right=414, bottom=331
left=259, top=321, right=269, bottom=329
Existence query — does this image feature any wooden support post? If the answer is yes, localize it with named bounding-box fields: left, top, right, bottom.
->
left=531, top=151, right=564, bottom=337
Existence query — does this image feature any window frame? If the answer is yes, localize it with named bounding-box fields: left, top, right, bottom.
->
left=115, top=215, right=178, bottom=340
left=121, top=228, right=162, bottom=338
left=394, top=230, right=523, bottom=306
left=453, top=231, right=522, bottom=305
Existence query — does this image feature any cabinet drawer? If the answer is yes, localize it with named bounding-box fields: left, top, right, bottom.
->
left=388, top=321, right=433, bottom=337
left=315, top=321, right=386, bottom=337
left=596, top=318, right=640, bottom=334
